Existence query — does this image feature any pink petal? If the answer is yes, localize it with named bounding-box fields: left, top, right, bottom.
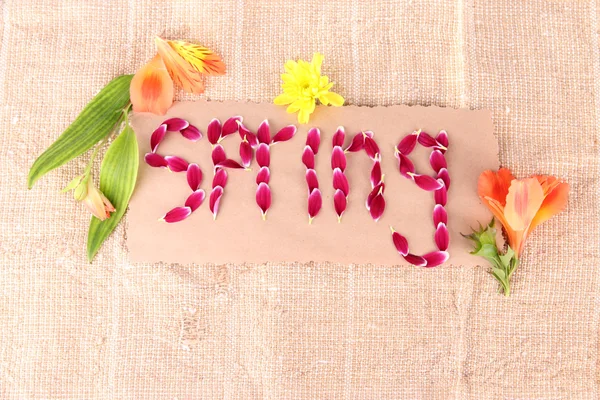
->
left=397, top=133, right=417, bottom=155
left=150, top=124, right=167, bottom=152
left=370, top=160, right=382, bottom=187
left=239, top=124, right=258, bottom=147
left=333, top=189, right=347, bottom=221
left=163, top=118, right=189, bottom=131
left=366, top=182, right=385, bottom=210
left=239, top=140, right=253, bottom=168
left=209, top=186, right=224, bottom=219
left=185, top=189, right=206, bottom=212
left=391, top=230, right=409, bottom=256
left=363, top=130, right=374, bottom=138
left=306, top=128, right=321, bottom=154
left=331, top=146, right=347, bottom=171
left=221, top=116, right=242, bottom=138
left=433, top=204, right=448, bottom=226
left=165, top=155, right=189, bottom=172
left=181, top=125, right=202, bottom=142
left=411, top=174, right=444, bottom=191
left=271, top=125, right=297, bottom=143
left=403, top=253, right=427, bottom=267
left=345, top=132, right=364, bottom=152
left=363, top=136, right=380, bottom=160
left=211, top=144, right=227, bottom=165
left=332, top=168, right=349, bottom=196
left=398, top=153, right=415, bottom=178
left=186, top=163, right=202, bottom=190
left=302, top=146, right=315, bottom=169
left=144, top=152, right=168, bottom=168
left=257, top=120, right=271, bottom=144
left=207, top=118, right=222, bottom=145
left=256, top=166, right=270, bottom=184
left=256, top=143, right=270, bottom=167
left=422, top=250, right=449, bottom=267
left=417, top=132, right=438, bottom=148
left=437, top=168, right=451, bottom=190
left=434, top=223, right=450, bottom=251
left=306, top=169, right=319, bottom=193
left=332, top=126, right=345, bottom=147
left=434, top=186, right=447, bottom=206
left=216, top=159, right=245, bottom=169
left=369, top=193, right=385, bottom=221
left=308, top=188, right=322, bottom=221
left=429, top=150, right=447, bottom=173
left=436, top=130, right=449, bottom=149
left=256, top=182, right=271, bottom=219
left=161, top=206, right=192, bottom=223
left=213, top=168, right=228, bottom=188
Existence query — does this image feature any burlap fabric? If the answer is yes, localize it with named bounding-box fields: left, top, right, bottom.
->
left=1, top=0, right=598, bottom=398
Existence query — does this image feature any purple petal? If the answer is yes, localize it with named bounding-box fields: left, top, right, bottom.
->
left=164, top=155, right=189, bottom=172
left=391, top=230, right=409, bottom=256
left=366, top=182, right=384, bottom=210
left=209, top=186, right=224, bottom=219
left=302, top=146, right=315, bottom=169
left=434, top=223, right=450, bottom=251
left=436, top=130, right=449, bottom=149
left=216, top=159, right=245, bottom=169
left=256, top=166, right=270, bottom=184
left=434, top=186, right=447, bottom=206
left=417, top=132, right=438, bottom=148
left=256, top=182, right=271, bottom=219
left=211, top=144, right=227, bottom=165
left=331, top=146, right=347, bottom=171
left=332, top=126, right=345, bottom=147
left=422, top=250, right=449, bottom=267
left=239, top=124, right=258, bottom=147
left=161, top=206, right=191, bottom=223
left=239, top=140, right=253, bottom=168
left=369, top=193, right=385, bottom=221
left=221, top=116, right=242, bottom=138
left=306, top=169, right=319, bottom=193
left=370, top=160, right=382, bottom=187
left=437, top=168, right=451, bottom=190
left=256, top=143, right=270, bottom=167
left=334, top=189, right=347, bottom=221
left=207, top=118, right=222, bottom=145
left=333, top=168, right=349, bottom=196
left=345, top=132, right=364, bottom=153
left=185, top=189, right=206, bottom=212
left=271, top=125, right=297, bottom=143
left=150, top=124, right=167, bottom=152
left=429, top=150, right=447, bottom=173
left=181, top=125, right=202, bottom=141
left=363, top=136, right=380, bottom=160
left=163, top=118, right=189, bottom=132
left=145, top=152, right=168, bottom=168
left=257, top=120, right=271, bottom=144
left=213, top=168, right=228, bottom=188
left=308, top=188, right=322, bottom=221
left=186, top=163, right=202, bottom=190
left=306, top=128, right=321, bottom=154
left=398, top=153, right=415, bottom=178
left=396, top=133, right=417, bottom=155
left=433, top=204, right=448, bottom=226
left=411, top=174, right=444, bottom=191
left=403, top=253, right=427, bottom=267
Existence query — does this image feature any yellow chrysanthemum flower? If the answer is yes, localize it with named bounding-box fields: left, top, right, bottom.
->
left=274, top=53, right=345, bottom=124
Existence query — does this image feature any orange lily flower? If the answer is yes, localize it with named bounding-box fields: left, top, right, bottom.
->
left=130, top=54, right=174, bottom=115
left=477, top=168, right=569, bottom=256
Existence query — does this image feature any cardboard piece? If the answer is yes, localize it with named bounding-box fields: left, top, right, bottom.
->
left=128, top=101, right=498, bottom=266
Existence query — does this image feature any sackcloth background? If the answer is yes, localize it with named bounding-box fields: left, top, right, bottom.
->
left=1, top=0, right=599, bottom=398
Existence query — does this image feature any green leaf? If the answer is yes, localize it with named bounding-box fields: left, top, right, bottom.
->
left=87, top=123, right=139, bottom=262
left=27, top=74, right=133, bottom=189
left=499, top=246, right=516, bottom=267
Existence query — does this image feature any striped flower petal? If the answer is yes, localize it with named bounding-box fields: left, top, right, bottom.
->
left=434, top=222, right=450, bottom=251
left=221, top=116, right=242, bottom=139
left=345, top=132, right=364, bottom=153
left=272, top=125, right=297, bottom=144
left=211, top=144, right=227, bottom=165
left=434, top=186, right=448, bottom=206
left=216, top=159, right=245, bottom=169
left=308, top=188, right=322, bottom=223
left=410, top=174, right=444, bottom=191
left=391, top=229, right=409, bottom=256
left=417, top=132, right=438, bottom=148
left=256, top=182, right=271, bottom=219
left=331, top=146, right=347, bottom=171
left=433, top=204, right=448, bottom=226
left=257, top=120, right=271, bottom=144
left=422, top=250, right=449, bottom=267
left=332, top=126, right=345, bottom=147
left=368, top=192, right=385, bottom=221
left=181, top=125, right=202, bottom=141
left=161, top=206, right=192, bottom=223
left=306, top=127, right=321, bottom=154
left=145, top=152, right=168, bottom=168
left=209, top=186, right=224, bottom=219
left=256, top=143, right=270, bottom=167
left=239, top=140, right=253, bottom=168
left=165, top=155, right=189, bottom=172
left=212, top=168, right=228, bottom=188
left=370, top=160, right=382, bottom=188
left=398, top=153, right=415, bottom=178
left=306, top=169, right=319, bottom=193
left=332, top=167, right=349, bottom=196
left=186, top=163, right=202, bottom=190
left=430, top=150, right=447, bottom=173
left=363, top=136, right=380, bottom=160
left=437, top=168, right=451, bottom=190
left=397, top=132, right=417, bottom=155
left=333, top=189, right=347, bottom=222
left=207, top=118, right=222, bottom=144
left=403, top=253, right=427, bottom=267
left=163, top=117, right=189, bottom=131
left=256, top=166, right=270, bottom=184
left=185, top=189, right=206, bottom=212
left=239, top=124, right=258, bottom=148
left=302, top=145, right=315, bottom=169
left=150, top=124, right=167, bottom=152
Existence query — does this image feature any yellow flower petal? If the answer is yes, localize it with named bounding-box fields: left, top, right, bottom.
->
left=311, top=52, right=324, bottom=74
left=319, top=92, right=344, bottom=107
left=274, top=93, right=295, bottom=105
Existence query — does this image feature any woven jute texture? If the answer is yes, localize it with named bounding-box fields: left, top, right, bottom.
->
left=1, top=0, right=599, bottom=398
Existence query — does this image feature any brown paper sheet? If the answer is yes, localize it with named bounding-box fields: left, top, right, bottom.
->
left=128, top=101, right=498, bottom=266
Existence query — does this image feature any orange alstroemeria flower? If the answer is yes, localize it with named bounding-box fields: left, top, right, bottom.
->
left=130, top=54, right=174, bottom=115
left=478, top=168, right=569, bottom=256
